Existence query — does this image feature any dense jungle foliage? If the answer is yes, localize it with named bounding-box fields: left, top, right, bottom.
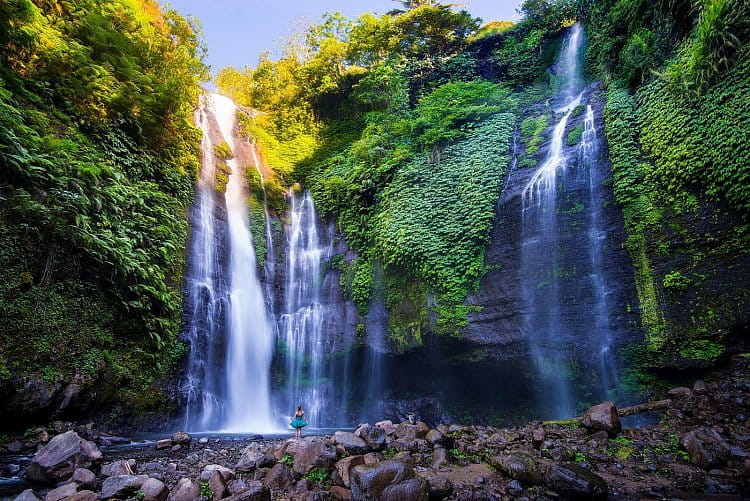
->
left=0, top=0, right=206, bottom=418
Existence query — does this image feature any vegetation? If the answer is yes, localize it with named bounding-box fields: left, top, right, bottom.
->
left=0, top=0, right=206, bottom=420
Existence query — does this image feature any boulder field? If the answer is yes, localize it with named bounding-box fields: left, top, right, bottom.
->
left=3, top=356, right=750, bottom=500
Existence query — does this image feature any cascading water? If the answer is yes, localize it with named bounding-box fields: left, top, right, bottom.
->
left=183, top=99, right=226, bottom=431
left=278, top=190, right=331, bottom=427
left=248, top=145, right=277, bottom=313
left=519, top=23, right=618, bottom=417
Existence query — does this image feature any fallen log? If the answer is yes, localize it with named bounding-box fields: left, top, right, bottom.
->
left=543, top=399, right=673, bottom=426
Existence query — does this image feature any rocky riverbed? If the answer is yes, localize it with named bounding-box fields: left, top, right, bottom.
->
left=3, top=356, right=750, bottom=500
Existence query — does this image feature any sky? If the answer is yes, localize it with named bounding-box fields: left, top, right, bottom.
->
left=161, top=0, right=523, bottom=77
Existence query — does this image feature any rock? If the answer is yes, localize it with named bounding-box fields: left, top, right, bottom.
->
left=15, top=490, right=41, bottom=501
left=170, top=432, right=191, bottom=446
left=329, top=485, right=352, bottom=501
left=26, top=431, right=102, bottom=484
left=668, top=387, right=693, bottom=399
left=581, top=402, right=622, bottom=437
left=506, top=479, right=523, bottom=496
left=680, top=427, right=730, bottom=468
left=155, top=439, right=172, bottom=450
left=236, top=448, right=274, bottom=472
left=167, top=478, right=200, bottom=501
left=354, top=425, right=386, bottom=452
left=261, top=464, right=293, bottom=491
left=431, top=447, right=448, bottom=470
left=227, top=480, right=247, bottom=496
left=200, top=465, right=235, bottom=482
left=7, top=441, right=25, bottom=453
left=208, top=469, right=230, bottom=499
left=414, top=422, right=430, bottom=439
left=100, top=474, right=149, bottom=499
left=224, top=481, right=269, bottom=501
left=693, top=380, right=709, bottom=393
left=394, top=423, right=418, bottom=441
left=375, top=421, right=396, bottom=436
left=43, top=482, right=77, bottom=501
left=3, top=464, right=21, bottom=477
left=380, top=477, right=428, bottom=501
left=488, top=454, right=542, bottom=485
left=545, top=464, right=607, bottom=500
left=141, top=478, right=168, bottom=501
left=283, top=438, right=337, bottom=477
left=101, top=460, right=133, bottom=477
left=362, top=453, right=380, bottom=465
left=336, top=456, right=365, bottom=488
left=425, top=430, right=446, bottom=447
left=70, top=467, right=96, bottom=490
left=65, top=490, right=98, bottom=501
left=350, top=459, right=414, bottom=500
left=416, top=470, right=452, bottom=499
left=333, top=432, right=368, bottom=455
left=532, top=428, right=545, bottom=448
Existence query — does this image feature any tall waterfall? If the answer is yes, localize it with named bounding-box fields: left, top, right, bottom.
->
left=519, top=23, right=617, bottom=417
left=279, top=190, right=331, bottom=427
left=183, top=93, right=276, bottom=433
left=183, top=99, right=226, bottom=430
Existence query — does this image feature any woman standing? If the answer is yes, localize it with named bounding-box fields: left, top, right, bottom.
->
left=291, top=405, right=307, bottom=439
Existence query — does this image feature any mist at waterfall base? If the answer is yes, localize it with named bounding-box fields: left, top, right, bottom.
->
left=181, top=23, right=640, bottom=433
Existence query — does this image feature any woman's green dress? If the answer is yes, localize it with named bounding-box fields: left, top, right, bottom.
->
left=291, top=415, right=308, bottom=429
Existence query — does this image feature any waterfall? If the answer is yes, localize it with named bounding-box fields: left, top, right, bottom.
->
left=183, top=99, right=226, bottom=430
left=248, top=145, right=277, bottom=313
left=279, top=190, right=331, bottom=427
left=519, top=23, right=617, bottom=417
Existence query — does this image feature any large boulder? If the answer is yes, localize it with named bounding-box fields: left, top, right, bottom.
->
left=100, top=474, right=149, bottom=499
left=350, top=459, right=414, bottom=500
left=261, top=464, right=293, bottom=491
left=14, top=490, right=41, bottom=501
left=141, top=478, right=169, bottom=501
left=26, top=431, right=102, bottom=484
left=416, top=470, right=452, bottom=500
left=680, top=427, right=730, bottom=468
left=65, top=491, right=98, bottom=501
left=167, top=478, right=200, bottom=501
left=545, top=464, right=608, bottom=500
left=282, top=438, right=337, bottom=477
left=581, top=402, right=621, bottom=437
left=333, top=432, right=368, bottom=455
left=70, top=467, right=96, bottom=490
left=224, top=481, right=269, bottom=501
left=335, top=456, right=365, bottom=488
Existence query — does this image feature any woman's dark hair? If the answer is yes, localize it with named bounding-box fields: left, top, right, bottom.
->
left=297, top=406, right=302, bottom=412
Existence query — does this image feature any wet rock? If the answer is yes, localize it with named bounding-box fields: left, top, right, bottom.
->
left=350, top=459, right=414, bottom=500
left=283, top=438, right=337, bottom=477
left=261, top=464, right=293, bottom=491
left=545, top=464, right=607, bottom=501
left=170, top=432, right=192, bottom=446
left=141, top=478, right=169, bottom=501
left=43, top=482, right=77, bottom=501
left=354, top=425, right=386, bottom=451
left=333, top=432, right=368, bottom=455
left=100, top=474, right=149, bottom=499
left=680, top=427, right=730, bottom=468
left=198, top=438, right=209, bottom=445
left=2, top=464, right=20, bottom=477
left=488, top=454, right=542, bottom=485
left=101, top=460, right=134, bottom=477
left=581, top=402, right=621, bottom=437
left=26, top=431, right=102, bottom=484
left=7, top=441, right=25, bottom=453
left=65, top=490, right=98, bottom=501
left=336, top=456, right=365, bottom=488
left=380, top=477, right=428, bottom=501
left=70, top=467, right=96, bottom=490
left=225, top=481, right=269, bottom=501
left=167, top=478, right=200, bottom=501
